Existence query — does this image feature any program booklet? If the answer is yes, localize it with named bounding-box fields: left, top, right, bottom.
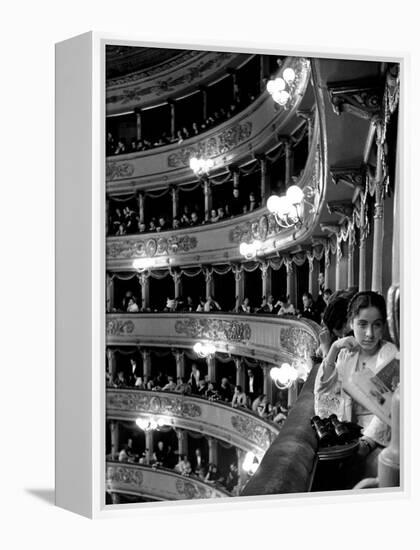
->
left=342, top=346, right=399, bottom=426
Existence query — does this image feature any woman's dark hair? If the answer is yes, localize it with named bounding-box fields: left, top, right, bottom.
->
left=347, top=291, right=387, bottom=322
left=322, top=288, right=358, bottom=333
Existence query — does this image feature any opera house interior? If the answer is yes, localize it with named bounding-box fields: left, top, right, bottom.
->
left=104, top=45, right=400, bottom=505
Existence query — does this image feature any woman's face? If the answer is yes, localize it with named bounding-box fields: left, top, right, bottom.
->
left=350, top=306, right=384, bottom=353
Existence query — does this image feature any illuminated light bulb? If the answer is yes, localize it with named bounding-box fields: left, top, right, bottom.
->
left=286, top=185, right=304, bottom=205
left=272, top=90, right=283, bottom=104
left=193, top=342, right=202, bottom=354
left=266, top=80, right=275, bottom=94
left=136, top=418, right=146, bottom=430
left=157, top=418, right=166, bottom=427
left=276, top=196, right=293, bottom=216
left=283, top=67, right=296, bottom=84
left=273, top=77, right=286, bottom=92
left=133, top=258, right=153, bottom=271
left=189, top=157, right=198, bottom=170
left=277, top=90, right=290, bottom=105
left=239, top=242, right=249, bottom=256
left=267, top=194, right=282, bottom=213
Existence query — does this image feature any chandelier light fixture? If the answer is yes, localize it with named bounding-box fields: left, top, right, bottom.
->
left=193, top=341, right=216, bottom=358
left=266, top=66, right=296, bottom=107
left=267, top=184, right=316, bottom=229
left=189, top=157, right=214, bottom=177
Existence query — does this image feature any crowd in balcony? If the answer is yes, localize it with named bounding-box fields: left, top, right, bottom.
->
left=116, top=437, right=242, bottom=495
left=108, top=190, right=260, bottom=236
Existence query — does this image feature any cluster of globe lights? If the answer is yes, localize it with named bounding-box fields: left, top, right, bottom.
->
left=266, top=67, right=296, bottom=106
left=136, top=416, right=168, bottom=432
left=193, top=341, right=216, bottom=358
left=189, top=157, right=214, bottom=176
left=266, top=184, right=305, bottom=228
left=270, top=363, right=299, bottom=390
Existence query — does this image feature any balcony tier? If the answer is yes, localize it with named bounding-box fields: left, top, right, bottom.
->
left=106, top=57, right=311, bottom=193
left=106, top=461, right=230, bottom=500
left=106, top=313, right=320, bottom=366
left=107, top=389, right=281, bottom=455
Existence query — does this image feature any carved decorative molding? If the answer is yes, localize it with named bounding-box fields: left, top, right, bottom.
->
left=229, top=213, right=281, bottom=244
left=330, top=167, right=364, bottom=188
left=167, top=122, right=253, bottom=168
left=175, top=478, right=221, bottom=499
left=107, top=52, right=236, bottom=103
left=107, top=234, right=198, bottom=259
left=175, top=317, right=251, bottom=342
left=106, top=162, right=135, bottom=181
left=107, top=465, right=144, bottom=488
left=106, top=319, right=135, bottom=336
left=279, top=327, right=318, bottom=358
left=327, top=81, right=382, bottom=120
left=231, top=415, right=273, bottom=451
left=327, top=200, right=354, bottom=219
left=107, top=391, right=202, bottom=418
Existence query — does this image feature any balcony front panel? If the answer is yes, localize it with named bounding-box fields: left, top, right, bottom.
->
left=106, top=119, right=322, bottom=269
left=107, top=389, right=281, bottom=455
left=106, top=313, right=320, bottom=366
left=106, top=462, right=230, bottom=500
left=106, top=57, right=311, bottom=192
left=106, top=51, right=248, bottom=115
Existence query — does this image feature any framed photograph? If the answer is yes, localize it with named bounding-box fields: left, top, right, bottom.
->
left=56, top=32, right=404, bottom=518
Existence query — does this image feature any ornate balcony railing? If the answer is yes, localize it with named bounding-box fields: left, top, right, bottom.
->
left=106, top=461, right=231, bottom=501
left=106, top=312, right=320, bottom=366
left=107, top=389, right=281, bottom=455
left=106, top=57, right=311, bottom=193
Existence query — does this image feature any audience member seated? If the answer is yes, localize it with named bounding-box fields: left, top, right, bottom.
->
left=225, top=463, right=239, bottom=493
left=172, top=217, right=181, bottom=230
left=205, top=381, right=220, bottom=401
left=196, top=297, right=206, bottom=312
left=204, top=295, right=222, bottom=312
left=175, top=377, right=191, bottom=394
left=256, top=395, right=273, bottom=420
left=205, top=463, right=223, bottom=485
left=240, top=297, right=251, bottom=313
left=189, top=211, right=201, bottom=226
left=161, top=376, right=177, bottom=392
left=218, top=377, right=234, bottom=402
left=113, top=370, right=127, bottom=388
left=114, top=138, right=126, bottom=155
left=217, top=207, right=226, bottom=221
left=191, top=449, right=206, bottom=475
left=231, top=385, right=248, bottom=408
left=276, top=295, right=296, bottom=316
left=189, top=363, right=201, bottom=394
left=229, top=188, right=243, bottom=216
left=209, top=209, right=219, bottom=223
left=299, top=292, right=320, bottom=323
left=156, top=216, right=169, bottom=232
left=182, top=295, right=195, bottom=312
left=256, top=295, right=275, bottom=313
left=323, top=288, right=333, bottom=305
left=134, top=376, right=145, bottom=389
left=197, top=379, right=207, bottom=397
left=126, top=297, right=139, bottom=313
left=152, top=440, right=168, bottom=467
left=148, top=218, right=157, bottom=232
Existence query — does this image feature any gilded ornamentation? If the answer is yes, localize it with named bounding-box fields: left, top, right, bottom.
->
left=229, top=213, right=281, bottom=244
left=107, top=465, right=143, bottom=487
left=175, top=478, right=221, bottom=499
left=107, top=234, right=197, bottom=259
left=107, top=390, right=202, bottom=418
left=106, top=319, right=135, bottom=335
left=328, top=82, right=381, bottom=120
left=167, top=122, right=252, bottom=168
left=107, top=52, right=235, bottom=104
left=230, top=416, right=273, bottom=450
left=279, top=327, right=318, bottom=357
left=175, top=318, right=251, bottom=342
left=106, top=162, right=135, bottom=181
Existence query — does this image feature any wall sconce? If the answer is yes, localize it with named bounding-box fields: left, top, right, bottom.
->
left=242, top=451, right=260, bottom=475
left=266, top=66, right=296, bottom=107
left=270, top=363, right=298, bottom=390
left=239, top=239, right=263, bottom=260
left=193, top=341, right=216, bottom=358
left=135, top=416, right=169, bottom=432
left=267, top=185, right=316, bottom=229
left=189, top=157, right=214, bottom=177
left=133, top=258, right=155, bottom=272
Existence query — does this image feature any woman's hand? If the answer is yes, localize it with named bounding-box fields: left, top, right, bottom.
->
left=333, top=336, right=360, bottom=353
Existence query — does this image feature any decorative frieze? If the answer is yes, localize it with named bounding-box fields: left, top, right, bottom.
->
left=106, top=162, right=135, bottom=181
left=279, top=327, right=318, bottom=358
left=107, top=234, right=198, bottom=259
left=175, top=478, right=221, bottom=499
left=230, top=415, right=273, bottom=451
left=175, top=317, right=251, bottom=342
left=107, top=391, right=202, bottom=419
left=167, top=122, right=252, bottom=168
left=107, top=465, right=143, bottom=488
left=229, top=213, right=282, bottom=244
left=106, top=319, right=135, bottom=335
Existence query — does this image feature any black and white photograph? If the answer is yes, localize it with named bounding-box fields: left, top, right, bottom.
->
left=104, top=44, right=401, bottom=505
